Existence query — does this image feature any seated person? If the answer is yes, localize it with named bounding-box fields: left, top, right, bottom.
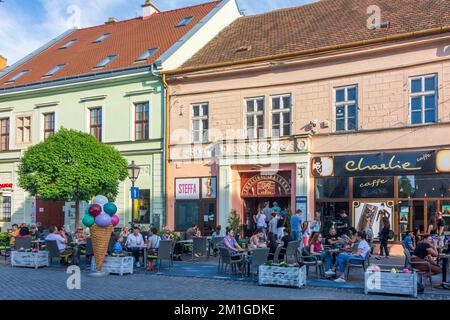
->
left=267, top=236, right=280, bottom=261
left=73, top=227, right=87, bottom=243
left=18, top=227, right=31, bottom=238
left=411, top=234, right=442, bottom=275
left=125, top=227, right=145, bottom=268
left=248, top=229, right=267, bottom=250
left=146, top=228, right=161, bottom=271
left=332, top=231, right=370, bottom=283
left=325, top=228, right=342, bottom=247
left=402, top=230, right=415, bottom=254
left=309, top=232, right=333, bottom=275
left=161, top=226, right=174, bottom=241
left=221, top=228, right=243, bottom=260
left=45, top=226, right=74, bottom=263
left=29, top=225, right=42, bottom=241
left=186, top=224, right=201, bottom=240
left=112, top=236, right=124, bottom=254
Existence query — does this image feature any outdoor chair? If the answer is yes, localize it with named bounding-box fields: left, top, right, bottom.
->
left=154, top=240, right=174, bottom=271
left=210, top=236, right=224, bottom=257
left=404, top=249, right=433, bottom=289
left=46, top=240, right=73, bottom=265
left=79, top=238, right=94, bottom=269
left=14, top=237, right=32, bottom=251
left=284, top=241, right=300, bottom=263
left=247, top=248, right=269, bottom=276
left=271, top=245, right=283, bottom=264
left=0, top=239, right=11, bottom=263
left=192, top=237, right=208, bottom=261
left=345, top=250, right=371, bottom=280
left=218, top=247, right=244, bottom=276
left=107, top=235, right=116, bottom=254
left=299, top=246, right=323, bottom=279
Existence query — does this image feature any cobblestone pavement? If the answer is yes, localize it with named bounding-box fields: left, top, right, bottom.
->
left=1, top=264, right=449, bottom=300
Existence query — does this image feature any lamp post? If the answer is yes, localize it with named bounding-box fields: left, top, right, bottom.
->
left=127, top=161, right=141, bottom=228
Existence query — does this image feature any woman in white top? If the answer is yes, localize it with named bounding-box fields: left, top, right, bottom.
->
left=146, top=227, right=161, bottom=271
left=310, top=212, right=322, bottom=234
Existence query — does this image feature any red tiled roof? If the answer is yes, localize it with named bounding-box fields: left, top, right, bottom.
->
left=181, top=0, right=450, bottom=70
left=0, top=1, right=221, bottom=88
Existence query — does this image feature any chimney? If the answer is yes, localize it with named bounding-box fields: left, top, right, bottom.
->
left=105, top=17, right=118, bottom=24
left=142, top=0, right=160, bottom=18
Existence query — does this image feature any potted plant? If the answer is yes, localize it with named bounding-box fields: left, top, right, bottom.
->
left=228, top=209, right=241, bottom=241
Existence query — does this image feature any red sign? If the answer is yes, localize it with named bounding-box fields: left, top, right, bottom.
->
left=240, top=172, right=291, bottom=198
left=0, top=183, right=12, bottom=189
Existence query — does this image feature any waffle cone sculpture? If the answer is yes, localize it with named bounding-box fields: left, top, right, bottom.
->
left=91, top=224, right=113, bottom=271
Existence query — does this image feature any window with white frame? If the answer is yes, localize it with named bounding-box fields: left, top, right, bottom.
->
left=409, top=74, right=438, bottom=125
left=192, top=103, right=209, bottom=143
left=245, top=97, right=264, bottom=139
left=335, top=85, right=358, bottom=132
left=271, top=94, right=291, bottom=137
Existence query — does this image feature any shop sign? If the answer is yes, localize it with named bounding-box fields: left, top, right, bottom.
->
left=241, top=173, right=291, bottom=197
left=0, top=183, right=13, bottom=189
left=176, top=178, right=200, bottom=200
left=312, top=150, right=438, bottom=177
left=353, top=177, right=395, bottom=199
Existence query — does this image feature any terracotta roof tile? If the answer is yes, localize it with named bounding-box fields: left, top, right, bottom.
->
left=182, top=0, right=450, bottom=69
left=0, top=1, right=221, bottom=88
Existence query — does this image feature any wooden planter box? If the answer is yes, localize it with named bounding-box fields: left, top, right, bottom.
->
left=364, top=271, right=417, bottom=297
left=11, top=251, right=49, bottom=269
left=91, top=256, right=134, bottom=276
left=258, top=265, right=306, bottom=288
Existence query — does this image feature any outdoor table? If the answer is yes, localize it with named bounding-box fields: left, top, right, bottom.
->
left=439, top=254, right=450, bottom=289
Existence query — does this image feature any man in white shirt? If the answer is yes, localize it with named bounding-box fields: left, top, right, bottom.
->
left=331, top=231, right=371, bottom=282
left=45, top=226, right=74, bottom=264
left=125, top=227, right=145, bottom=267
left=255, top=210, right=267, bottom=240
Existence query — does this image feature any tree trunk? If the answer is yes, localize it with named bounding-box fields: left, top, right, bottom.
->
left=74, top=199, right=80, bottom=230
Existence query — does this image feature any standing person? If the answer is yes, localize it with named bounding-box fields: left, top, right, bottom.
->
left=291, top=209, right=302, bottom=241
left=336, top=210, right=350, bottom=237
left=125, top=227, right=145, bottom=268
left=310, top=212, right=322, bottom=235
left=378, top=216, right=391, bottom=259
left=8, top=224, right=19, bottom=246
left=272, top=201, right=281, bottom=214
left=301, top=221, right=311, bottom=247
left=268, top=212, right=278, bottom=242
left=262, top=201, right=272, bottom=226
left=437, top=211, right=446, bottom=247
left=276, top=212, right=286, bottom=240
left=428, top=215, right=438, bottom=240
left=255, top=209, right=267, bottom=240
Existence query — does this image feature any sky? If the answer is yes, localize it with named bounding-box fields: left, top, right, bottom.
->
left=0, top=0, right=317, bottom=65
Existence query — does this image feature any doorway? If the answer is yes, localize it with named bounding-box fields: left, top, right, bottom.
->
left=316, top=202, right=350, bottom=233
left=412, top=200, right=425, bottom=233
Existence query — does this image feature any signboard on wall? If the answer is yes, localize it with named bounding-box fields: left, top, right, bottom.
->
left=176, top=178, right=200, bottom=200
left=296, top=196, right=308, bottom=222
left=353, top=201, right=394, bottom=240
left=202, top=177, right=216, bottom=199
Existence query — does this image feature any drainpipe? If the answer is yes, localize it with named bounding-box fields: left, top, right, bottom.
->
left=150, top=64, right=168, bottom=228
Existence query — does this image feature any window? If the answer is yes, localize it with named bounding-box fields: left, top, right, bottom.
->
left=398, top=174, right=450, bottom=198
left=245, top=97, right=264, bottom=139
left=43, top=64, right=66, bottom=77
left=43, top=113, right=55, bottom=139
left=0, top=118, right=9, bottom=151
left=335, top=85, right=358, bottom=132
left=271, top=94, right=291, bottom=137
left=135, top=102, right=149, bottom=141
left=176, top=16, right=194, bottom=27
left=6, top=70, right=29, bottom=83
left=93, top=33, right=111, bottom=43
left=89, top=108, right=102, bottom=142
left=315, top=177, right=349, bottom=199
left=16, top=116, right=31, bottom=144
left=59, top=39, right=78, bottom=49
left=409, top=74, right=438, bottom=125
left=192, top=103, right=209, bottom=143
left=135, top=48, right=158, bottom=62
left=0, top=195, right=11, bottom=222
left=94, top=55, right=117, bottom=68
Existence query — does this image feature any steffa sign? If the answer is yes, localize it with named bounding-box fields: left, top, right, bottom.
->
left=176, top=178, right=200, bottom=200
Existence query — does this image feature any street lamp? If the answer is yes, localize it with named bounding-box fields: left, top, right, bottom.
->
left=127, top=161, right=141, bottom=228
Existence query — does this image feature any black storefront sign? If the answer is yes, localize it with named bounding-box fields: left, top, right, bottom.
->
left=353, top=177, right=395, bottom=199
left=333, top=151, right=436, bottom=177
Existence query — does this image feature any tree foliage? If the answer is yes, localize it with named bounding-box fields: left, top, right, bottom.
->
left=18, top=128, right=128, bottom=226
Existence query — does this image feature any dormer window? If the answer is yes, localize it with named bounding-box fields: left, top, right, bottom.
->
left=60, top=39, right=78, bottom=49
left=92, top=33, right=112, bottom=43
left=135, top=48, right=158, bottom=62
left=176, top=16, right=193, bottom=27
left=94, top=55, right=117, bottom=68
left=6, top=70, right=30, bottom=83
left=43, top=64, right=66, bottom=77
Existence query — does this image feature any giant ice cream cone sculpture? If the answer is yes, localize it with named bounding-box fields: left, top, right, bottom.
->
left=82, top=195, right=120, bottom=274
left=91, top=224, right=113, bottom=271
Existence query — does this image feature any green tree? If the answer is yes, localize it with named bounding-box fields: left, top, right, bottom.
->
left=228, top=209, right=241, bottom=239
left=18, top=128, right=128, bottom=229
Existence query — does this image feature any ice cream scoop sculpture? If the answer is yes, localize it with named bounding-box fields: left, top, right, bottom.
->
left=82, top=195, right=120, bottom=272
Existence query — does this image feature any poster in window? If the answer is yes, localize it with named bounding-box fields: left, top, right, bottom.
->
left=353, top=202, right=393, bottom=240
left=202, top=177, right=216, bottom=199
left=399, top=206, right=409, bottom=224
left=134, top=189, right=150, bottom=224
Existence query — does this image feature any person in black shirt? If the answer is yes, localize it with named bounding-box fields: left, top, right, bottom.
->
left=437, top=211, right=446, bottom=247
left=336, top=211, right=350, bottom=237
left=412, top=234, right=441, bottom=274
left=325, top=228, right=342, bottom=247
left=279, top=228, right=293, bottom=260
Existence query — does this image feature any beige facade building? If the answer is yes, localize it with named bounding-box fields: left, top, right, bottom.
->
left=166, top=0, right=450, bottom=240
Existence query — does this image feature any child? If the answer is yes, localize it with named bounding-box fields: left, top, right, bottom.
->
left=112, top=236, right=124, bottom=255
